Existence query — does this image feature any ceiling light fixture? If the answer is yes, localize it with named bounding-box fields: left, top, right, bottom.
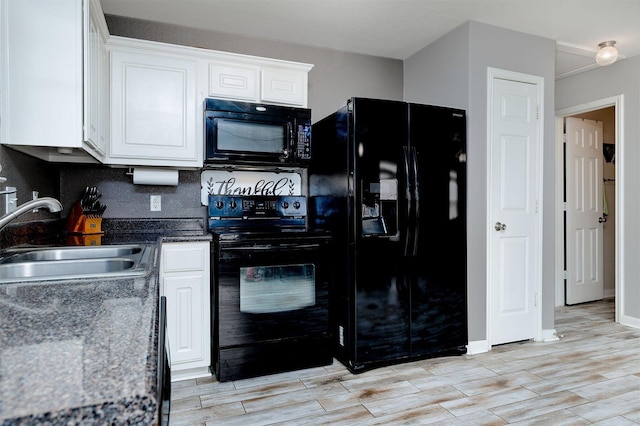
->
left=595, top=41, right=618, bottom=66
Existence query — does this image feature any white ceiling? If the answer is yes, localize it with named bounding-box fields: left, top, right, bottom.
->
left=100, top=0, right=640, bottom=79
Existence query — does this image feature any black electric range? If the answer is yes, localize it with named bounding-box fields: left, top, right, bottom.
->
left=207, top=195, right=332, bottom=381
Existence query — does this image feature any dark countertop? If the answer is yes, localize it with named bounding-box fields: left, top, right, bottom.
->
left=0, top=218, right=211, bottom=425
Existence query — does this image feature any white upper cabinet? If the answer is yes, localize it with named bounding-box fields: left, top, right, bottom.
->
left=84, top=0, right=109, bottom=157
left=208, top=61, right=260, bottom=102
left=0, top=0, right=108, bottom=163
left=108, top=38, right=201, bottom=167
left=261, top=66, right=309, bottom=106
left=208, top=58, right=312, bottom=107
left=1, top=1, right=312, bottom=167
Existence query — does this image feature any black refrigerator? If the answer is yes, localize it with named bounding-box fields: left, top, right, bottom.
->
left=309, top=97, right=467, bottom=373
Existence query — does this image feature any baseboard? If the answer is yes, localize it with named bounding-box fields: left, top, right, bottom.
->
left=604, top=288, right=616, bottom=299
left=466, top=340, right=489, bottom=355
left=620, top=314, right=640, bottom=329
left=541, top=328, right=560, bottom=342
left=171, top=366, right=211, bottom=382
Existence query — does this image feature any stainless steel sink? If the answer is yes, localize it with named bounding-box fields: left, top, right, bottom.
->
left=0, top=245, right=142, bottom=264
left=0, top=244, right=152, bottom=283
left=0, top=258, right=136, bottom=280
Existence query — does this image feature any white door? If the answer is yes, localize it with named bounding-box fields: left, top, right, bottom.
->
left=565, top=117, right=604, bottom=304
left=488, top=74, right=542, bottom=346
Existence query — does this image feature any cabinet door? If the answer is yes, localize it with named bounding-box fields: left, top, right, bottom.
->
left=1, top=0, right=82, bottom=148
left=83, top=0, right=108, bottom=158
left=164, top=272, right=208, bottom=367
left=261, top=67, right=308, bottom=106
left=161, top=242, right=211, bottom=373
left=110, top=49, right=200, bottom=167
left=208, top=61, right=259, bottom=102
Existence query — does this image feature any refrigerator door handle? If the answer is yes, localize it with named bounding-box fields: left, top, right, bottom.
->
left=411, top=147, right=420, bottom=257
left=402, top=146, right=412, bottom=257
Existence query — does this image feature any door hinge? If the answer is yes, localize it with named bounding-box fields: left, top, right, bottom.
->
left=563, top=270, right=567, bottom=279
left=536, top=106, right=541, bottom=120
left=563, top=133, right=567, bottom=144
left=534, top=292, right=539, bottom=307
left=535, top=199, right=539, bottom=213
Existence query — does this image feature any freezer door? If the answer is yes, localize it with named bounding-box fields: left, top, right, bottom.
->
left=408, top=104, right=468, bottom=356
left=350, top=98, right=414, bottom=366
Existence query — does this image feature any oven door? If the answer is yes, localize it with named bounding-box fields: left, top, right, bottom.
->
left=213, top=234, right=332, bottom=380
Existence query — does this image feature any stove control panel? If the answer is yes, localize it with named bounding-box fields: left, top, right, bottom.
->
left=208, top=195, right=307, bottom=219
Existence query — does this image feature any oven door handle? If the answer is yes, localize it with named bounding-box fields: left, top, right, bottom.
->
left=221, top=243, right=323, bottom=251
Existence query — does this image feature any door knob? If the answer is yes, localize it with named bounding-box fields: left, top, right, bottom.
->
left=598, top=216, right=606, bottom=223
left=494, top=222, right=507, bottom=231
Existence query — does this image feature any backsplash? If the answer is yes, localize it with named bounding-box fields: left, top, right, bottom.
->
left=0, top=146, right=60, bottom=220
left=60, top=165, right=205, bottom=220
left=1, top=147, right=205, bottom=222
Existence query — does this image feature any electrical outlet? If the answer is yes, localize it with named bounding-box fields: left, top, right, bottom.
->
left=5, top=187, right=17, bottom=213
left=150, top=195, right=161, bottom=212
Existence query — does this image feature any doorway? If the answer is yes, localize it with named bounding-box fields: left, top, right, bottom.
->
left=555, top=96, right=622, bottom=323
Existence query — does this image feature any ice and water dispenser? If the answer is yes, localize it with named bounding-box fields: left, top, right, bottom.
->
left=361, top=178, right=398, bottom=237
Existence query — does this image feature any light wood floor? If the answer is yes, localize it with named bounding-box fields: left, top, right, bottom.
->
left=169, top=299, right=640, bottom=425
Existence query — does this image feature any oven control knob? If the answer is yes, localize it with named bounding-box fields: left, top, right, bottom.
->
left=281, top=201, right=289, bottom=209
left=293, top=201, right=301, bottom=209
left=215, top=201, right=224, bottom=210
left=229, top=200, right=237, bottom=209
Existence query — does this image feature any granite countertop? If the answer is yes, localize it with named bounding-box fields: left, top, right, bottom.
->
left=0, top=218, right=211, bottom=425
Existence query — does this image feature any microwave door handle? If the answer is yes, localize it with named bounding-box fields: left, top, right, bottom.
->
left=283, top=122, right=293, bottom=159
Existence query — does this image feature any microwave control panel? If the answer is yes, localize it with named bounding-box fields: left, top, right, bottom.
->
left=296, top=124, right=311, bottom=160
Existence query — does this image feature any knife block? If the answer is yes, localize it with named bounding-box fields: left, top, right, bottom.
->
left=66, top=202, right=104, bottom=235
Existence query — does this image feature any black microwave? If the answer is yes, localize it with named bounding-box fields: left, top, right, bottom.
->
left=205, top=98, right=311, bottom=165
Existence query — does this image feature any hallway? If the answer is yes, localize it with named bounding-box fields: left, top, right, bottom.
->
left=169, top=299, right=640, bottom=424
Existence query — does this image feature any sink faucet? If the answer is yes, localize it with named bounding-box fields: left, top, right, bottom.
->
left=0, top=197, right=63, bottom=231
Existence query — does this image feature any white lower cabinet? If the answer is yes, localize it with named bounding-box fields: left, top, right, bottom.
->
left=160, top=241, right=211, bottom=381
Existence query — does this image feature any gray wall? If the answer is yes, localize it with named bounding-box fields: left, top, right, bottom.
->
left=404, top=21, right=557, bottom=341
left=105, top=15, right=404, bottom=121
left=556, top=56, right=640, bottom=322
left=404, top=23, right=469, bottom=110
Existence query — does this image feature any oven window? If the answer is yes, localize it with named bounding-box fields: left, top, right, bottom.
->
left=217, top=119, right=285, bottom=154
left=240, top=264, right=315, bottom=313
